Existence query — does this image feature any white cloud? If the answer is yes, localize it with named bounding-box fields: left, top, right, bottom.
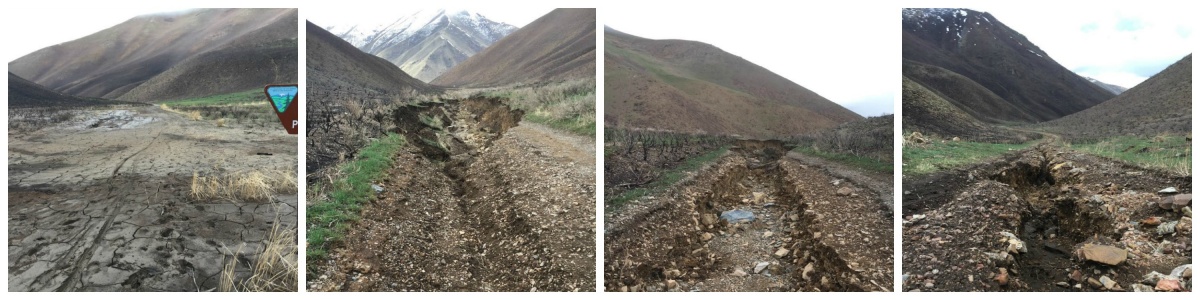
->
left=967, top=4, right=1192, bottom=88
left=606, top=3, right=896, bottom=115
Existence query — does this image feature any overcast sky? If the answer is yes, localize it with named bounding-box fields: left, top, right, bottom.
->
left=3, top=7, right=194, bottom=62
left=965, top=4, right=1192, bottom=89
left=307, top=7, right=553, bottom=29
left=606, top=4, right=897, bottom=117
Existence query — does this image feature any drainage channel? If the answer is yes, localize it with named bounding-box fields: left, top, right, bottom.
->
left=605, top=140, right=889, bottom=292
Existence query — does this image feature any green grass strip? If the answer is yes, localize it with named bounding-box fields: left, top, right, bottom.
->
left=306, top=133, right=406, bottom=260
left=792, top=147, right=893, bottom=174
left=609, top=145, right=729, bottom=207
left=903, top=139, right=1035, bottom=176
left=162, top=89, right=263, bottom=107
left=1070, top=135, right=1190, bottom=176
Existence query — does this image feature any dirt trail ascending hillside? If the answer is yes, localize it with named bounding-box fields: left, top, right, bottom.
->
left=903, top=142, right=1192, bottom=292
left=8, top=106, right=298, bottom=292
left=605, top=140, right=893, bottom=292
left=307, top=99, right=596, bottom=292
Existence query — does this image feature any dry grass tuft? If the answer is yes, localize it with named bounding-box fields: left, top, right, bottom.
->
left=219, top=210, right=297, bottom=292
left=191, top=170, right=297, bottom=203
left=217, top=118, right=227, bottom=127
left=188, top=111, right=203, bottom=121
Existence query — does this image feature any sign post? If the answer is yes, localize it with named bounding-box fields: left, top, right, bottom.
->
left=263, top=84, right=298, bottom=135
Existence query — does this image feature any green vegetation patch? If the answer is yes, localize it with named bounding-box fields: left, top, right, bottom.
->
left=162, top=89, right=264, bottom=107
left=792, top=147, right=893, bottom=174
left=306, top=133, right=406, bottom=261
left=610, top=145, right=729, bottom=208
left=480, top=79, right=596, bottom=137
left=903, top=139, right=1035, bottom=176
left=1070, top=135, right=1191, bottom=176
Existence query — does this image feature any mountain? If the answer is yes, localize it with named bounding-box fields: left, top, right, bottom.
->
left=321, top=9, right=517, bottom=82
left=431, top=8, right=595, bottom=88
left=1085, top=77, right=1128, bottom=95
left=902, top=8, right=1113, bottom=123
left=9, top=8, right=297, bottom=103
left=306, top=21, right=435, bottom=100
left=1040, top=54, right=1191, bottom=140
left=8, top=73, right=110, bottom=108
left=602, top=27, right=861, bottom=138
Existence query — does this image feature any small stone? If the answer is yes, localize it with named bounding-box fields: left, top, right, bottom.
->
left=924, top=280, right=934, bottom=288
left=701, top=213, right=719, bottom=225
left=1141, top=216, right=1163, bottom=226
left=371, top=184, right=384, bottom=193
left=754, top=262, right=770, bottom=274
left=732, top=268, right=748, bottom=277
left=1069, top=269, right=1083, bottom=282
left=1088, top=278, right=1103, bottom=289
left=666, top=279, right=677, bottom=289
left=1056, top=282, right=1070, bottom=288
left=1143, top=271, right=1167, bottom=284
left=619, top=286, right=629, bottom=292
left=995, top=268, right=1009, bottom=286
left=1131, top=283, right=1155, bottom=292
left=1100, top=275, right=1116, bottom=289
left=968, top=275, right=973, bottom=282
left=763, top=231, right=773, bottom=238
left=802, top=262, right=815, bottom=281
left=836, top=187, right=853, bottom=196
left=1077, top=244, right=1127, bottom=265
left=820, top=276, right=830, bottom=287
left=752, top=192, right=765, bottom=202
left=1159, top=187, right=1179, bottom=194
left=1155, top=278, right=1181, bottom=291
left=774, top=248, right=790, bottom=258
left=700, top=232, right=713, bottom=241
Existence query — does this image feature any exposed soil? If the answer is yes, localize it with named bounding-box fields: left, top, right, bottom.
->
left=604, top=140, right=893, bottom=292
left=902, top=142, right=1192, bottom=292
left=307, top=98, right=596, bottom=292
left=8, top=106, right=298, bottom=292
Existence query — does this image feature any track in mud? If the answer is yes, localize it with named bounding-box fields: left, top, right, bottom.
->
left=903, top=144, right=1192, bottom=292
left=605, top=140, right=893, bottom=292
left=9, top=107, right=298, bottom=292
left=308, top=97, right=596, bottom=292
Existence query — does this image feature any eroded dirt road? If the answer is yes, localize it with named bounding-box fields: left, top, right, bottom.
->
left=307, top=98, right=596, bottom=291
left=9, top=106, right=297, bottom=291
left=605, top=140, right=894, bottom=292
left=902, top=142, right=1192, bottom=292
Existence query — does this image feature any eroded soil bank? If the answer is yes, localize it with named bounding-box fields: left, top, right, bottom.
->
left=903, top=145, right=1192, bottom=292
left=307, top=97, right=596, bottom=291
left=605, top=140, right=893, bottom=292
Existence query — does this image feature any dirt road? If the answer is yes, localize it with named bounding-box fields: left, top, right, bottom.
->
left=307, top=111, right=597, bottom=292
left=902, top=140, right=1192, bottom=292
left=9, top=106, right=297, bottom=291
left=604, top=140, right=893, bottom=292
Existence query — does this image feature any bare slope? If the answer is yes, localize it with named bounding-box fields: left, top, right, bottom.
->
left=306, top=21, right=436, bottom=100
left=1040, top=54, right=1192, bottom=140
left=603, top=27, right=861, bottom=138
left=9, top=8, right=298, bottom=102
left=902, top=8, right=1113, bottom=123
left=431, top=8, right=596, bottom=87
left=8, top=73, right=109, bottom=108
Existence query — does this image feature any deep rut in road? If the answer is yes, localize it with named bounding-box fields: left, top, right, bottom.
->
left=605, top=140, right=893, bottom=292
left=308, top=97, right=595, bottom=292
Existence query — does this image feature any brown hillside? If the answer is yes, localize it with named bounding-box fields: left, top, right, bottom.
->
left=603, top=27, right=861, bottom=138
left=306, top=21, right=435, bottom=100
left=902, top=8, right=1113, bottom=123
left=1040, top=54, right=1192, bottom=140
left=9, top=8, right=298, bottom=102
left=431, top=8, right=595, bottom=87
left=8, top=73, right=109, bottom=108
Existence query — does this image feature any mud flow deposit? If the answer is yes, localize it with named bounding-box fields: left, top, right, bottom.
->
left=605, top=140, right=893, bottom=292
left=9, top=106, right=298, bottom=291
left=903, top=145, right=1192, bottom=292
left=308, top=97, right=596, bottom=291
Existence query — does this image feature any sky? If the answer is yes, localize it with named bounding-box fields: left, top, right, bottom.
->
left=606, top=4, right=897, bottom=117
left=966, top=4, right=1193, bottom=89
left=306, top=7, right=553, bottom=30
left=3, top=7, right=195, bottom=62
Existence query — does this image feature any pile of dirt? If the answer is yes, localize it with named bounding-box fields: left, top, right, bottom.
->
left=307, top=97, right=595, bottom=291
left=903, top=145, right=1192, bottom=291
left=605, top=140, right=893, bottom=292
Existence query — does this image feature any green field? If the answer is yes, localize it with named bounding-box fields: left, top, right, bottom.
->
left=1070, top=135, right=1191, bottom=176
left=162, top=89, right=264, bottom=107
left=903, top=139, right=1036, bottom=176
left=609, top=145, right=729, bottom=208
left=792, top=147, right=893, bottom=174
